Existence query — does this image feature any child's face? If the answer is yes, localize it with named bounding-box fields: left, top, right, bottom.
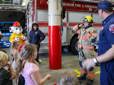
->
left=3, top=59, right=8, bottom=66
left=30, top=52, right=37, bottom=61
left=33, top=26, right=37, bottom=30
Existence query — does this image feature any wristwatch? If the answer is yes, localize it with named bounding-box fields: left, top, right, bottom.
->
left=93, top=57, right=99, bottom=66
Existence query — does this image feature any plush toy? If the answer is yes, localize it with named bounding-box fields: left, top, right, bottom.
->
left=9, top=21, right=26, bottom=45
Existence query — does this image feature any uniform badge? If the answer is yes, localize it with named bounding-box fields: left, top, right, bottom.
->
left=109, top=24, right=114, bottom=33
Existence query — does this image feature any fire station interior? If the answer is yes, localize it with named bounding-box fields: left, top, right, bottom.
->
left=0, top=0, right=114, bottom=85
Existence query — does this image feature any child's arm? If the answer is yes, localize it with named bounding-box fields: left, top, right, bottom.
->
left=31, top=68, right=51, bottom=85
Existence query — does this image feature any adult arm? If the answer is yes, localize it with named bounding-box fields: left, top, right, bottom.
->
left=83, top=45, right=114, bottom=70
left=96, top=45, right=114, bottom=63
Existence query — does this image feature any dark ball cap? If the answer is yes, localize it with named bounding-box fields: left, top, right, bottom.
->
left=97, top=1, right=113, bottom=10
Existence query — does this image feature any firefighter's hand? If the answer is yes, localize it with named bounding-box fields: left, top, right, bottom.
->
left=72, top=25, right=79, bottom=31
left=78, top=24, right=83, bottom=28
left=82, top=58, right=96, bottom=71
left=72, top=24, right=83, bottom=31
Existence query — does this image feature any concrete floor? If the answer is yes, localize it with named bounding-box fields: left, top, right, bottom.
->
left=39, top=53, right=100, bottom=85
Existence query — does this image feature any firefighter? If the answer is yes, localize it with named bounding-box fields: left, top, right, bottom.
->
left=73, top=15, right=97, bottom=85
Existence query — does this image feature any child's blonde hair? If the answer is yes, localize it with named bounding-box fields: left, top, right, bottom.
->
left=0, top=51, right=9, bottom=68
left=0, top=51, right=16, bottom=79
left=18, top=44, right=37, bottom=72
left=20, top=44, right=37, bottom=59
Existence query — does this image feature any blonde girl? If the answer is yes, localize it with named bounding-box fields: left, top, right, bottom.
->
left=20, top=44, right=51, bottom=85
left=0, top=51, right=16, bottom=85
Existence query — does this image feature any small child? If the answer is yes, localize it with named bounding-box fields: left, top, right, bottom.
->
left=20, top=44, right=51, bottom=85
left=10, top=42, right=21, bottom=75
left=10, top=42, right=22, bottom=85
left=0, top=51, right=16, bottom=85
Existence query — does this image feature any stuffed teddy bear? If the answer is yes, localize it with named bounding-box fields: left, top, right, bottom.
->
left=9, top=21, right=26, bottom=45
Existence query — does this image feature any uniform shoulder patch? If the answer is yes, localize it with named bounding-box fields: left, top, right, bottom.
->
left=109, top=24, right=114, bottom=33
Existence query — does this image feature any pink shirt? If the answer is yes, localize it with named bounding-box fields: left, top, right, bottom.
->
left=22, top=62, right=39, bottom=85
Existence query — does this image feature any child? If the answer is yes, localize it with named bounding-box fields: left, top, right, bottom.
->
left=10, top=42, right=22, bottom=75
left=29, top=23, right=45, bottom=63
left=0, top=51, right=16, bottom=85
left=20, top=44, right=51, bottom=85
left=10, top=41, right=22, bottom=85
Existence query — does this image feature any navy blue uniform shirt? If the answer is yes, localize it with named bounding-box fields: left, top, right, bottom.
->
left=98, top=13, right=114, bottom=85
left=29, top=29, right=45, bottom=45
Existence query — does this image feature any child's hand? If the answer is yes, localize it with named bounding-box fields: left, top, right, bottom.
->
left=46, top=74, right=51, bottom=80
